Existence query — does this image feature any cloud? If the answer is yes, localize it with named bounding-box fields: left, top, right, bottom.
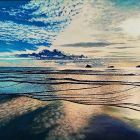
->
left=54, top=0, right=140, bottom=46
left=53, top=0, right=140, bottom=61
left=0, top=0, right=140, bottom=62
left=120, top=16, right=140, bottom=38
left=0, top=21, right=55, bottom=45
left=61, top=42, right=124, bottom=47
left=0, top=0, right=84, bottom=52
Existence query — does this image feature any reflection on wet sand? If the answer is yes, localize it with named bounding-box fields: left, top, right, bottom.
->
left=0, top=97, right=140, bottom=140
left=0, top=67, right=140, bottom=139
left=0, top=96, right=47, bottom=124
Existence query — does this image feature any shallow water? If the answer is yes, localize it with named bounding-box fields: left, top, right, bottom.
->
left=0, top=67, right=140, bottom=140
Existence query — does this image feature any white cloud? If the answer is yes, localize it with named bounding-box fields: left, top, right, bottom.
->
left=120, top=16, right=140, bottom=38
left=52, top=0, right=140, bottom=59
left=0, top=21, right=55, bottom=44
left=53, top=0, right=140, bottom=46
left=1, top=0, right=140, bottom=61
left=0, top=0, right=84, bottom=51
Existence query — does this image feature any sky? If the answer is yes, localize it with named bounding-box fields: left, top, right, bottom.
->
left=0, top=0, right=140, bottom=66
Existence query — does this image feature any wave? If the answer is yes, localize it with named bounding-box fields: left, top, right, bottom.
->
left=0, top=68, right=140, bottom=112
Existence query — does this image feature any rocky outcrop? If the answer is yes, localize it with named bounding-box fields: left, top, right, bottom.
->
left=85, top=64, right=92, bottom=68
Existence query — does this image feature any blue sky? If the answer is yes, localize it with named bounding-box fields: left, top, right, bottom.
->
left=0, top=0, right=140, bottom=67
left=0, top=0, right=83, bottom=52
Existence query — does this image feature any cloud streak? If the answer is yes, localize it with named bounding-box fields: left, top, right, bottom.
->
left=61, top=42, right=124, bottom=47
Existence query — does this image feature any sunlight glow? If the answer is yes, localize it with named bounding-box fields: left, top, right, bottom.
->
left=120, top=17, right=140, bottom=38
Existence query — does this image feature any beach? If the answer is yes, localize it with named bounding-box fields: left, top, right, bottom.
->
left=0, top=66, right=140, bottom=140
